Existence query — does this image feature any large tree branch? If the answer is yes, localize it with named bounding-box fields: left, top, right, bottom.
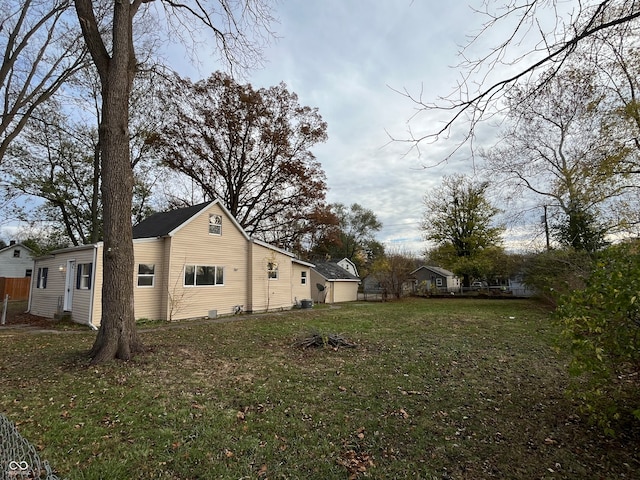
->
left=73, top=0, right=110, bottom=82
left=397, top=1, right=640, bottom=158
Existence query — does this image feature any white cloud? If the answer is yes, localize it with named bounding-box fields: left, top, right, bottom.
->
left=167, top=1, right=536, bottom=255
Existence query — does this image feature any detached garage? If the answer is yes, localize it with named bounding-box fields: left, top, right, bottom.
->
left=311, top=262, right=360, bottom=304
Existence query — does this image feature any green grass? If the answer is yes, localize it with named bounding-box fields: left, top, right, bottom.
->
left=0, top=298, right=638, bottom=479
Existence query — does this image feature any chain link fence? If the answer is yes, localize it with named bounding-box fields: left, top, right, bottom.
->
left=0, top=414, right=61, bottom=480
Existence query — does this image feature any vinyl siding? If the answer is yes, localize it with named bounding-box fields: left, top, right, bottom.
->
left=68, top=249, right=96, bottom=325
left=166, top=203, right=250, bottom=319
left=249, top=242, right=295, bottom=312
left=331, top=282, right=359, bottom=303
left=29, top=257, right=65, bottom=318
left=30, top=247, right=97, bottom=326
left=290, top=263, right=312, bottom=304
left=132, top=239, right=165, bottom=321
left=0, top=246, right=34, bottom=277
left=90, top=246, right=103, bottom=326
left=308, top=269, right=359, bottom=304
left=309, top=270, right=326, bottom=303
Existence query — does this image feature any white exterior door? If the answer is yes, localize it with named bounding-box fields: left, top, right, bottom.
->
left=63, top=260, right=75, bottom=311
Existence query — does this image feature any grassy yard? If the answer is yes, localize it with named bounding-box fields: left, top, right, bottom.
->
left=0, top=298, right=638, bottom=479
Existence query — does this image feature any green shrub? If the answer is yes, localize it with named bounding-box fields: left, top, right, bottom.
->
left=556, top=241, right=640, bottom=435
left=522, top=249, right=593, bottom=306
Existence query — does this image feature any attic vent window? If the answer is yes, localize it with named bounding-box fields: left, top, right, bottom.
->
left=13, top=249, right=20, bottom=258
left=209, top=214, right=222, bottom=235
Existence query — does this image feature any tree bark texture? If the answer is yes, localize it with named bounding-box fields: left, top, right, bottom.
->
left=75, top=0, right=143, bottom=363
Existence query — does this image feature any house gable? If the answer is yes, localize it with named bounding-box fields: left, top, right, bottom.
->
left=336, top=257, right=359, bottom=277
left=411, top=265, right=460, bottom=291
left=0, top=243, right=35, bottom=278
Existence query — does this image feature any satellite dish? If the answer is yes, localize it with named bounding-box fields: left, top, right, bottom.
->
left=316, top=283, right=325, bottom=292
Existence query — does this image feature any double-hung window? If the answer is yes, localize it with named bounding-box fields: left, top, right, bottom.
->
left=137, top=264, right=155, bottom=287
left=76, top=263, right=92, bottom=290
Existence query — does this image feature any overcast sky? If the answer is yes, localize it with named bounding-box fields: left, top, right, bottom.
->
left=170, top=1, right=504, bottom=255
left=1, top=2, right=546, bottom=252
left=244, top=1, right=507, bottom=254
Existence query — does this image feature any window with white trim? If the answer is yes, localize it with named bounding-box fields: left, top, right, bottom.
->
left=13, top=249, right=20, bottom=258
left=137, top=264, right=155, bottom=287
left=76, top=263, right=92, bottom=290
left=436, top=278, right=443, bottom=287
left=209, top=214, right=222, bottom=235
left=300, top=271, right=307, bottom=285
left=184, top=265, right=224, bottom=286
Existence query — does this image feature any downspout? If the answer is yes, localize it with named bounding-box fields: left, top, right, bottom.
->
left=85, top=245, right=98, bottom=330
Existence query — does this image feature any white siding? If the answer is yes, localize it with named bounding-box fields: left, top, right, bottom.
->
left=0, top=246, right=34, bottom=277
left=29, top=247, right=97, bottom=326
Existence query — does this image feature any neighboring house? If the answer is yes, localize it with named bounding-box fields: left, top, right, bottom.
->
left=411, top=265, right=460, bottom=293
left=0, top=241, right=34, bottom=278
left=28, top=200, right=314, bottom=327
left=311, top=262, right=360, bottom=304
left=361, top=275, right=383, bottom=296
left=336, top=257, right=358, bottom=277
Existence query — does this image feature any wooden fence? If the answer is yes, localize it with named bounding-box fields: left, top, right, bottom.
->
left=0, top=277, right=31, bottom=301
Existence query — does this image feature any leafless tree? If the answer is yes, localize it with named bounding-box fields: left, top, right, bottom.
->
left=0, top=0, right=88, bottom=164
left=395, top=1, right=640, bottom=160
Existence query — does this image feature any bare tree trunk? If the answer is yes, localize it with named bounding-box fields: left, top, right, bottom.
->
left=75, top=0, right=142, bottom=363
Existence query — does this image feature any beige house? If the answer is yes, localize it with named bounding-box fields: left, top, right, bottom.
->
left=310, top=261, right=360, bottom=304
left=28, top=201, right=313, bottom=327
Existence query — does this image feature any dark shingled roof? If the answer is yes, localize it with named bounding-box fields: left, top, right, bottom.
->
left=132, top=202, right=212, bottom=239
left=313, top=262, right=360, bottom=281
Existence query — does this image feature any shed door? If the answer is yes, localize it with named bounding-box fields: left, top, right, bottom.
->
left=63, top=260, right=75, bottom=311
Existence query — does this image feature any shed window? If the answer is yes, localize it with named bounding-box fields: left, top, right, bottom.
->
left=137, top=264, right=155, bottom=287
left=76, top=263, right=92, bottom=290
left=36, top=267, right=48, bottom=289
